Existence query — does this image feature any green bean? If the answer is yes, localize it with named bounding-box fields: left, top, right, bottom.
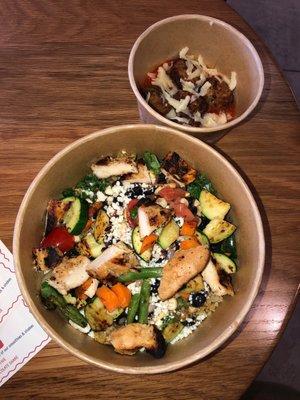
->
left=118, top=267, right=163, bottom=283
left=138, top=279, right=151, bottom=324
left=127, top=293, right=140, bottom=324
left=40, top=282, right=88, bottom=328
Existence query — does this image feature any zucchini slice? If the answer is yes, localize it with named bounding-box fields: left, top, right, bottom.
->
left=85, top=234, right=104, bottom=258
left=212, top=253, right=236, bottom=274
left=158, top=219, right=179, bottom=249
left=132, top=226, right=152, bottom=262
left=199, top=190, right=230, bottom=220
left=195, top=231, right=210, bottom=248
left=163, top=321, right=184, bottom=343
left=62, top=197, right=88, bottom=235
left=203, top=218, right=236, bottom=243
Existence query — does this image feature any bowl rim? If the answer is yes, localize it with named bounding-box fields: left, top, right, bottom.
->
left=13, top=124, right=265, bottom=374
left=128, top=14, right=265, bottom=134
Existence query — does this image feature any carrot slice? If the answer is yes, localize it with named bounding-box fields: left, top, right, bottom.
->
left=111, top=283, right=132, bottom=308
left=180, top=236, right=199, bottom=250
left=96, top=286, right=119, bottom=312
left=180, top=220, right=197, bottom=236
left=75, top=277, right=93, bottom=300
left=140, top=233, right=158, bottom=254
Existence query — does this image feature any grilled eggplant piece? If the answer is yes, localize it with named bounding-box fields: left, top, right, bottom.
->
left=91, top=156, right=137, bottom=179
left=33, top=247, right=63, bottom=272
left=202, top=259, right=234, bottom=296
left=85, top=297, right=120, bottom=331
left=110, top=323, right=167, bottom=358
left=86, top=242, right=138, bottom=280
left=158, top=245, right=210, bottom=301
left=138, top=204, right=172, bottom=238
left=162, top=152, right=197, bottom=184
left=47, top=255, right=90, bottom=295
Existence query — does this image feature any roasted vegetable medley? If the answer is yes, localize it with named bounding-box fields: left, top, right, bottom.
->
left=142, top=47, right=237, bottom=128
left=34, top=150, right=238, bottom=358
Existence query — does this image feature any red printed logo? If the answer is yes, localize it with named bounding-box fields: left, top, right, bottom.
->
left=0, top=340, right=4, bottom=349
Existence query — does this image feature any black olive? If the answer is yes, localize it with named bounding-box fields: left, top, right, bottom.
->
left=65, top=248, right=79, bottom=258
left=150, top=279, right=160, bottom=293
left=174, top=241, right=180, bottom=251
left=132, top=185, right=143, bottom=196
left=190, top=292, right=206, bottom=307
left=187, top=197, right=198, bottom=214
left=136, top=197, right=153, bottom=207
left=182, top=318, right=196, bottom=327
left=104, top=238, right=113, bottom=247
left=198, top=216, right=210, bottom=231
left=147, top=326, right=167, bottom=359
left=143, top=187, right=155, bottom=196
left=45, top=247, right=62, bottom=268
left=157, top=173, right=167, bottom=184
left=125, top=190, right=135, bottom=199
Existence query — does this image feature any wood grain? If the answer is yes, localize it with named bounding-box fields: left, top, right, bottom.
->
left=0, top=1, right=299, bottom=399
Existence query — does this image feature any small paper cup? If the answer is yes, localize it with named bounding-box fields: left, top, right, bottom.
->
left=128, top=14, right=264, bottom=140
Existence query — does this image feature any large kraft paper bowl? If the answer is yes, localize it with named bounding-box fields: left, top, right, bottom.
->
left=13, top=125, right=265, bottom=374
left=128, top=15, right=264, bottom=140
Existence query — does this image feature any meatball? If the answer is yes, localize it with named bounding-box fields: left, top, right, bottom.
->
left=173, top=90, right=190, bottom=100
left=168, top=58, right=187, bottom=89
left=205, top=77, right=234, bottom=112
left=188, top=97, right=208, bottom=116
left=145, top=86, right=172, bottom=115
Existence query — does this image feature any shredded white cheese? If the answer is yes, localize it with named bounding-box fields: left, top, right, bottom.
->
left=199, top=81, right=212, bottom=97
left=163, top=91, right=191, bottom=114
left=152, top=66, right=176, bottom=94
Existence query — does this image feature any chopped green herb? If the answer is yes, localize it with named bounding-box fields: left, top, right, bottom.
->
left=61, top=188, right=75, bottom=198
left=187, top=174, right=216, bottom=199
left=143, top=151, right=161, bottom=175
left=130, top=207, right=138, bottom=219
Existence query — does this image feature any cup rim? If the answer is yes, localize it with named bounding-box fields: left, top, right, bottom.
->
left=128, top=14, right=264, bottom=133
left=13, top=124, right=265, bottom=374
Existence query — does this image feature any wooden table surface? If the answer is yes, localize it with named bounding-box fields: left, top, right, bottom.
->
left=0, top=1, right=299, bottom=399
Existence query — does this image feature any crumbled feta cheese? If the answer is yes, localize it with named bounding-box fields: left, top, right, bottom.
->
left=127, top=281, right=142, bottom=295
left=96, top=191, right=107, bottom=202
left=105, top=186, right=113, bottom=195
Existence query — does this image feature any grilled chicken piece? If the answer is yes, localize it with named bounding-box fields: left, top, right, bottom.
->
left=91, top=156, right=137, bottom=179
left=86, top=242, right=138, bottom=280
left=123, top=163, right=156, bottom=184
left=47, top=256, right=90, bottom=295
left=158, top=245, right=210, bottom=300
left=110, top=323, right=167, bottom=358
left=45, top=199, right=71, bottom=235
left=162, top=151, right=197, bottom=184
left=138, top=204, right=172, bottom=238
left=202, top=259, right=234, bottom=296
